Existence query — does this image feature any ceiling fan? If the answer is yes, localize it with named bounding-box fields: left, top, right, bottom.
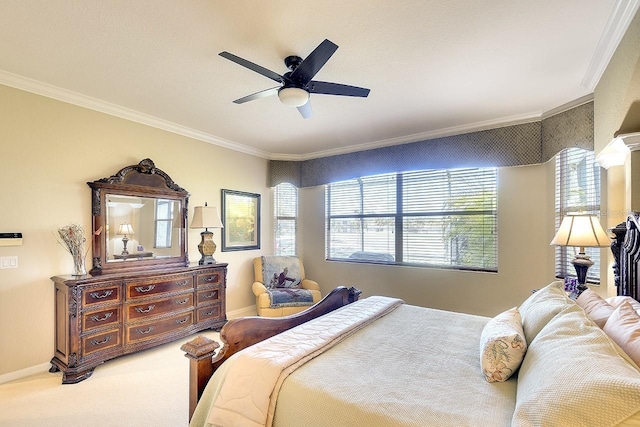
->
left=219, top=39, right=370, bottom=119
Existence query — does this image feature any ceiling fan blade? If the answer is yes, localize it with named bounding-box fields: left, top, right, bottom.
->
left=307, top=80, right=370, bottom=97
left=289, top=39, right=338, bottom=85
left=297, top=101, right=313, bottom=119
left=219, top=51, right=284, bottom=83
left=233, top=87, right=280, bottom=104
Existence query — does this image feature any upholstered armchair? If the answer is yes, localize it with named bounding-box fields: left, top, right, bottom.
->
left=252, top=256, right=322, bottom=317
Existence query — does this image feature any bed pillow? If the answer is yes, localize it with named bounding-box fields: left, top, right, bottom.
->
left=513, top=303, right=640, bottom=426
left=606, top=295, right=640, bottom=313
left=576, top=289, right=615, bottom=328
left=603, top=301, right=640, bottom=367
left=479, top=307, right=527, bottom=382
left=517, top=281, right=573, bottom=343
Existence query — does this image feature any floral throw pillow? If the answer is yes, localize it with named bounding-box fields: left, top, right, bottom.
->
left=480, top=307, right=527, bottom=383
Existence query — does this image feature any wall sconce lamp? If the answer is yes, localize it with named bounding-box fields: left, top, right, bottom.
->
left=595, top=131, right=640, bottom=169
left=190, top=203, right=224, bottom=265
left=117, top=223, right=134, bottom=256
left=550, top=213, right=610, bottom=299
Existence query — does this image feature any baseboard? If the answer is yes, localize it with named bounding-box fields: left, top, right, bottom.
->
left=227, top=304, right=257, bottom=319
left=0, top=362, right=51, bottom=385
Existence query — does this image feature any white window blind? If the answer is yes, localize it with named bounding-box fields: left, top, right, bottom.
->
left=555, top=148, right=601, bottom=282
left=274, top=183, right=297, bottom=256
left=326, top=168, right=498, bottom=271
left=154, top=199, right=173, bottom=248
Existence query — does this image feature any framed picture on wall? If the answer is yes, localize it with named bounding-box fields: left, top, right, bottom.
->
left=221, top=189, right=261, bottom=251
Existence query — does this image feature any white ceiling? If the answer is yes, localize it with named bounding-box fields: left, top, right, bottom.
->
left=0, top=1, right=638, bottom=160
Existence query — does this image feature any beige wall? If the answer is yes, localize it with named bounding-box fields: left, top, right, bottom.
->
left=0, top=85, right=270, bottom=377
left=595, top=10, right=640, bottom=295
left=299, top=162, right=558, bottom=317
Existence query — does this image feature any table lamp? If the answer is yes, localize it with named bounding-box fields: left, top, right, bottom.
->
left=117, top=223, right=134, bottom=256
left=550, top=213, right=610, bottom=298
left=190, top=203, right=224, bottom=265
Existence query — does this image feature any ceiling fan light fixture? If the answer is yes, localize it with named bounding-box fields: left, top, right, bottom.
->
left=278, top=87, right=309, bottom=107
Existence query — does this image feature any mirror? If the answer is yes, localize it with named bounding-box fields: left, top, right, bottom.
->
left=88, top=159, right=189, bottom=275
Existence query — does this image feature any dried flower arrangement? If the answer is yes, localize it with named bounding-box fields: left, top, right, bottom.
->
left=56, top=224, right=89, bottom=276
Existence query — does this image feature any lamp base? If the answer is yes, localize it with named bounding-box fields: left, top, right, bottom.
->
left=571, top=252, right=594, bottom=298
left=121, top=235, right=129, bottom=256
left=197, top=230, right=217, bottom=265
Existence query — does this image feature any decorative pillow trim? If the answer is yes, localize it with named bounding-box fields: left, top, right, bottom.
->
left=479, top=307, right=527, bottom=383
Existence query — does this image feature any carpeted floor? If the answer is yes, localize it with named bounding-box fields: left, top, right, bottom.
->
left=0, top=330, right=220, bottom=427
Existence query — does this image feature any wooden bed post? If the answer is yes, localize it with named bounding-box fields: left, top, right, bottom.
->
left=181, top=335, right=220, bottom=421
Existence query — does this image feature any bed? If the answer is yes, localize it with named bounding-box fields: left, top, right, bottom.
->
left=183, top=213, right=640, bottom=427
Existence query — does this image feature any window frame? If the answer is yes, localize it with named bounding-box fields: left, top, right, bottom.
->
left=554, top=147, right=602, bottom=283
left=325, top=167, right=498, bottom=272
left=274, top=183, right=298, bottom=256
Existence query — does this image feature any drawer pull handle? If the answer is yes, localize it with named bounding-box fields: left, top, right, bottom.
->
left=90, top=312, right=113, bottom=322
left=203, top=310, right=214, bottom=316
left=176, top=317, right=189, bottom=324
left=90, top=335, right=112, bottom=346
left=90, top=290, right=113, bottom=299
left=175, top=298, right=189, bottom=305
left=136, top=326, right=154, bottom=335
left=134, top=285, right=155, bottom=293
left=203, top=276, right=216, bottom=282
left=203, top=292, right=217, bottom=299
left=135, top=305, right=155, bottom=313
left=176, top=280, right=189, bottom=286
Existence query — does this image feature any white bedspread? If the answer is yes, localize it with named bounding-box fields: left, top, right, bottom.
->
left=206, top=296, right=404, bottom=427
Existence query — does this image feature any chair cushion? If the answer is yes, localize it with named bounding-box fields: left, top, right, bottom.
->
left=268, top=288, right=315, bottom=309
left=261, top=256, right=302, bottom=289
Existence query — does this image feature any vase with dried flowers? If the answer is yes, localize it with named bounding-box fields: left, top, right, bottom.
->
left=56, top=224, right=89, bottom=276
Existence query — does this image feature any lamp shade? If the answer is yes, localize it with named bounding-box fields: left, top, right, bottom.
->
left=117, top=223, right=134, bottom=235
left=191, top=205, right=223, bottom=229
left=278, top=87, right=309, bottom=107
left=550, top=214, right=609, bottom=248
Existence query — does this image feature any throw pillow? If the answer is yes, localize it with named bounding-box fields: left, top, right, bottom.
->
left=261, top=256, right=302, bottom=289
left=603, top=301, right=640, bottom=367
left=479, top=307, right=527, bottom=383
left=576, top=289, right=615, bottom=328
left=518, top=281, right=573, bottom=343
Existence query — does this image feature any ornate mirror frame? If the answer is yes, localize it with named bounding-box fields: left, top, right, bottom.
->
left=88, top=158, right=189, bottom=275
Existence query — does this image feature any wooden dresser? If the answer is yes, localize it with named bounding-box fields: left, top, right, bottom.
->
left=50, top=263, right=227, bottom=384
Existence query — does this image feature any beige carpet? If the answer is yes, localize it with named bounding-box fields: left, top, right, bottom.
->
left=0, top=330, right=220, bottom=427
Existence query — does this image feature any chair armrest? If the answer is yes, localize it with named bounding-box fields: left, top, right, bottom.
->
left=252, top=282, right=268, bottom=297
left=301, top=279, right=320, bottom=291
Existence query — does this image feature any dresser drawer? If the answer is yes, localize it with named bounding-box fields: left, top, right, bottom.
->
left=196, top=286, right=222, bottom=305
left=82, top=328, right=121, bottom=356
left=126, top=275, right=193, bottom=300
left=196, top=304, right=222, bottom=322
left=196, top=270, right=223, bottom=287
left=82, top=307, right=121, bottom=331
left=83, top=284, right=121, bottom=306
left=126, top=311, right=194, bottom=343
left=126, top=294, right=194, bottom=321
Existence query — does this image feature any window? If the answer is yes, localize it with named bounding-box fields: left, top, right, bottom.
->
left=555, top=148, right=601, bottom=282
left=326, top=168, right=498, bottom=271
left=155, top=199, right=173, bottom=248
left=274, top=183, right=297, bottom=256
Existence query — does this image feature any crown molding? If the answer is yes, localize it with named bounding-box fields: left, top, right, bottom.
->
left=0, top=70, right=271, bottom=159
left=581, top=0, right=640, bottom=90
